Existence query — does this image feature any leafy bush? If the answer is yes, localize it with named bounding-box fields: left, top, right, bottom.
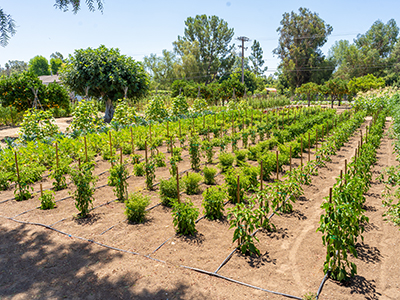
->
left=235, top=149, right=248, bottom=166
left=111, top=100, right=136, bottom=127
left=49, top=162, right=70, bottom=191
left=18, top=109, right=59, bottom=143
left=133, top=162, right=145, bottom=176
left=69, top=162, right=97, bottom=218
left=159, top=177, right=178, bottom=207
left=189, top=135, right=201, bottom=171
left=67, top=100, right=102, bottom=134
left=39, top=190, right=56, bottom=210
left=182, top=172, right=203, bottom=195
left=202, top=186, right=226, bottom=220
left=172, top=200, right=200, bottom=235
left=145, top=159, right=156, bottom=190
left=109, top=162, right=129, bottom=201
left=170, top=95, right=189, bottom=117
left=203, top=166, right=217, bottom=185
left=219, top=152, right=234, bottom=172
left=153, top=151, right=166, bottom=167
left=145, top=95, right=169, bottom=121
left=124, top=192, right=150, bottom=223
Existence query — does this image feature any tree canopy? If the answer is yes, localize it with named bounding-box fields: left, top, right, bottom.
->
left=173, top=14, right=235, bottom=84
left=29, top=55, right=51, bottom=76
left=60, top=45, right=149, bottom=122
left=273, top=7, right=333, bottom=90
left=250, top=40, right=267, bottom=76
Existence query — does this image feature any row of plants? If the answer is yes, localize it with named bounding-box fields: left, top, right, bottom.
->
left=317, top=109, right=386, bottom=282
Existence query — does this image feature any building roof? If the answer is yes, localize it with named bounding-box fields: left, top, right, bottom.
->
left=38, top=75, right=61, bottom=85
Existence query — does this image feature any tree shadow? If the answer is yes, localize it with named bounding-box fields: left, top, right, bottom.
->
left=355, top=242, right=382, bottom=264
left=74, top=213, right=102, bottom=225
left=0, top=223, right=205, bottom=299
left=281, top=209, right=307, bottom=220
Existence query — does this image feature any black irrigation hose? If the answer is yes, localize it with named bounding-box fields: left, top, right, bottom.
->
left=315, top=271, right=330, bottom=300
left=180, top=265, right=303, bottom=300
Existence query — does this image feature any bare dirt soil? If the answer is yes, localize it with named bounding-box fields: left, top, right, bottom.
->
left=0, top=115, right=399, bottom=300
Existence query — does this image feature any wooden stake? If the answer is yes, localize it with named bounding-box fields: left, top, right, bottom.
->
left=84, top=136, right=88, bottom=163
left=203, top=115, right=205, bottom=129
left=178, top=119, right=182, bottom=137
left=345, top=159, right=347, bottom=175
left=55, top=142, right=59, bottom=168
left=40, top=183, right=43, bottom=198
left=329, top=187, right=332, bottom=205
left=276, top=151, right=279, bottom=181
left=176, top=166, right=180, bottom=203
left=301, top=137, right=303, bottom=167
left=167, top=121, right=170, bottom=137
left=289, top=146, right=292, bottom=172
left=308, top=132, right=311, bottom=162
left=109, top=131, right=113, bottom=158
left=78, top=158, right=81, bottom=170
left=316, top=128, right=318, bottom=150
left=260, top=161, right=263, bottom=191
left=145, top=141, right=148, bottom=164
left=120, top=148, right=123, bottom=165
left=170, top=136, right=174, bottom=155
left=14, top=152, right=20, bottom=190
left=130, top=127, right=135, bottom=155
left=236, top=175, right=240, bottom=204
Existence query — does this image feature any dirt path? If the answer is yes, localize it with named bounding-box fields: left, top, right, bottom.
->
left=0, top=114, right=399, bottom=300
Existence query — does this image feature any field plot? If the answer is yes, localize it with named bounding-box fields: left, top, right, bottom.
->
left=1, top=107, right=399, bottom=300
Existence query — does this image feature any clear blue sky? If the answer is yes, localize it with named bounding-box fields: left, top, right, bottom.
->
left=1, top=0, right=399, bottom=76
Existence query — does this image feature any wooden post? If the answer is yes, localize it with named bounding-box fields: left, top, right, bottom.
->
left=345, top=159, right=347, bottom=175
left=260, top=161, right=263, bottom=191
left=360, top=130, right=363, bottom=146
left=300, top=137, right=303, bottom=167
left=145, top=141, right=148, bottom=164
left=203, top=115, right=205, bottom=130
left=40, top=183, right=43, bottom=198
left=214, top=113, right=216, bottom=127
left=289, top=146, right=292, bottom=172
left=276, top=151, right=279, bottom=181
left=149, top=123, right=152, bottom=143
left=78, top=158, right=81, bottom=170
left=236, top=175, right=240, bottom=204
left=329, top=187, right=332, bottom=205
left=176, top=166, right=180, bottom=203
left=109, top=131, right=113, bottom=158
left=84, top=136, right=88, bottom=163
left=192, top=117, right=195, bottom=134
left=178, top=119, right=182, bottom=138
left=232, top=117, right=235, bottom=134
left=316, top=129, right=318, bottom=151
left=366, top=126, right=368, bottom=143
left=167, top=121, right=169, bottom=137
left=120, top=148, right=123, bottom=165
left=130, top=127, right=135, bottom=155
left=14, top=151, right=20, bottom=190
left=170, top=136, right=174, bottom=154
left=308, top=132, right=311, bottom=162
left=251, top=110, right=254, bottom=127
left=55, top=142, right=59, bottom=168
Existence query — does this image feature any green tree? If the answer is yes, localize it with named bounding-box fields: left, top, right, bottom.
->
left=28, top=55, right=50, bottom=76
left=50, top=58, right=63, bottom=75
left=323, top=78, right=349, bottom=107
left=273, top=7, right=333, bottom=90
left=385, top=42, right=400, bottom=86
left=1, top=60, right=28, bottom=76
left=348, top=74, right=385, bottom=94
left=143, top=50, right=178, bottom=90
left=355, top=19, right=399, bottom=58
left=250, top=40, right=267, bottom=76
left=295, top=82, right=319, bottom=106
left=230, top=70, right=257, bottom=94
left=50, top=52, right=64, bottom=61
left=60, top=45, right=149, bottom=123
left=1, top=1, right=102, bottom=46
left=173, top=14, right=235, bottom=84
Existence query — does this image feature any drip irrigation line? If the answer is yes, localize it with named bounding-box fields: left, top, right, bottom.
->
left=180, top=265, right=303, bottom=300
left=49, top=218, right=67, bottom=228
left=315, top=271, right=330, bottom=300
left=150, top=235, right=176, bottom=255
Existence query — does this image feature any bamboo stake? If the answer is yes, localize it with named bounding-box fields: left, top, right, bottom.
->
left=145, top=141, right=148, bottom=164
left=130, top=127, right=135, bottom=155
left=84, top=136, right=88, bottom=163
left=236, top=175, right=240, bottom=204
left=176, top=166, right=180, bottom=203
left=55, top=142, right=59, bottom=168
left=14, top=151, right=20, bottom=190
left=40, top=183, right=43, bottom=198
left=276, top=151, right=279, bottom=181
left=260, top=161, right=263, bottom=191
left=308, top=132, right=311, bottom=162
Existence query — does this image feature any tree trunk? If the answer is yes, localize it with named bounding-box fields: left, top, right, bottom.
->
left=104, top=98, right=115, bottom=123
left=307, top=94, right=311, bottom=107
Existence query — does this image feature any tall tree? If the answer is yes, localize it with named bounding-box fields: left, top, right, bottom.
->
left=355, top=19, right=399, bottom=58
left=1, top=60, right=28, bottom=76
left=60, top=45, right=149, bottom=123
left=29, top=55, right=51, bottom=76
left=50, top=52, right=65, bottom=62
left=273, top=7, right=333, bottom=90
left=250, top=40, right=267, bottom=76
left=143, top=50, right=178, bottom=89
left=0, top=0, right=103, bottom=46
left=50, top=58, right=63, bottom=75
left=173, top=14, right=235, bottom=84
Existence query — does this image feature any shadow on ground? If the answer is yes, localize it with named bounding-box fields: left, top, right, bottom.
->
left=0, top=223, right=205, bottom=299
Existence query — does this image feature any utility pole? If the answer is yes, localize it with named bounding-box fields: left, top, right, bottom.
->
left=237, top=36, right=250, bottom=84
